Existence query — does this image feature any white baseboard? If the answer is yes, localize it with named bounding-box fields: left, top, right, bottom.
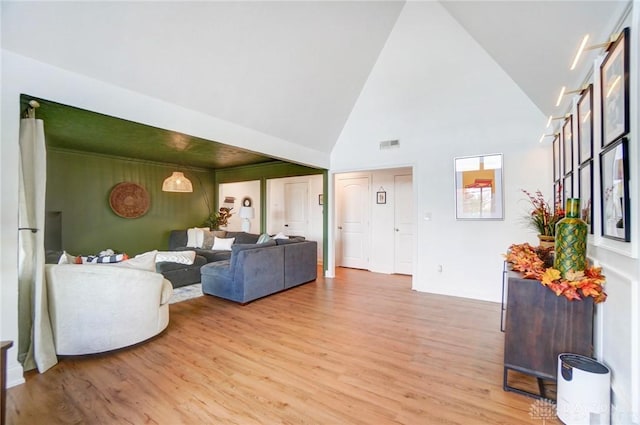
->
left=7, top=363, right=25, bottom=388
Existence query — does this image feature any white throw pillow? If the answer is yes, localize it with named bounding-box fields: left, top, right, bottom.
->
left=273, top=232, right=289, bottom=240
left=186, top=227, right=209, bottom=248
left=155, top=250, right=196, bottom=265
left=115, top=250, right=157, bottom=272
left=58, top=250, right=77, bottom=264
left=211, top=237, right=235, bottom=251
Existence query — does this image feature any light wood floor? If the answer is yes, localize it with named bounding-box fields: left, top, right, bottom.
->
left=7, top=268, right=559, bottom=424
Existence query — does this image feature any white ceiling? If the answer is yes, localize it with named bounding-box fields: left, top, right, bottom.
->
left=1, top=1, right=632, bottom=155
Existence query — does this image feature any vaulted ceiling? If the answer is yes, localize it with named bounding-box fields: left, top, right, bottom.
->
left=1, top=1, right=631, bottom=166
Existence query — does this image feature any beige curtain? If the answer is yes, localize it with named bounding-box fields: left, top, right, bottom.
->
left=18, top=117, right=57, bottom=372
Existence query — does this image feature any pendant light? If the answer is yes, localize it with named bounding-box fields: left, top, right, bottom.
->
left=162, top=171, right=193, bottom=193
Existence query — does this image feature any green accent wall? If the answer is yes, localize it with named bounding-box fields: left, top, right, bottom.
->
left=46, top=149, right=215, bottom=255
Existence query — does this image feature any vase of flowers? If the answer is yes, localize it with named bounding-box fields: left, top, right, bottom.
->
left=522, top=189, right=565, bottom=248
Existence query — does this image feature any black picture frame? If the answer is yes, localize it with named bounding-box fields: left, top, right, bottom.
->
left=562, top=115, right=573, bottom=175
left=318, top=194, right=323, bottom=205
left=563, top=173, right=573, bottom=208
left=600, top=137, right=630, bottom=241
left=577, top=84, right=593, bottom=164
left=376, top=191, right=387, bottom=204
left=553, top=134, right=561, bottom=181
left=554, top=181, right=562, bottom=210
left=579, top=161, right=593, bottom=234
left=600, top=27, right=630, bottom=147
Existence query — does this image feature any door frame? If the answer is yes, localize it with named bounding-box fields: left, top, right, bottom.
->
left=327, top=165, right=416, bottom=283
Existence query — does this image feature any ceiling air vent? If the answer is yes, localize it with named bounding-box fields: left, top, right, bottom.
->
left=379, top=139, right=400, bottom=150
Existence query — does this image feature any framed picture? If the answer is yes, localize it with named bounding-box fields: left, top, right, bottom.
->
left=562, top=115, right=573, bottom=175
left=318, top=194, right=323, bottom=205
left=376, top=191, right=386, bottom=204
left=553, top=134, right=561, bottom=181
left=579, top=161, right=593, bottom=234
left=600, top=138, right=629, bottom=241
left=563, top=173, right=573, bottom=207
left=600, top=27, right=629, bottom=147
left=577, top=85, right=593, bottom=164
left=454, top=153, right=503, bottom=220
left=554, top=181, right=562, bottom=209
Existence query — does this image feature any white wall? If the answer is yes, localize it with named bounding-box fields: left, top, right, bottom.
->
left=331, top=2, right=640, bottom=421
left=0, top=51, right=327, bottom=387
left=218, top=181, right=261, bottom=233
left=266, top=175, right=323, bottom=261
left=331, top=1, right=548, bottom=302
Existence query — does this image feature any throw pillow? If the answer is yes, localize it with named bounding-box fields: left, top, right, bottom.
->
left=155, top=251, right=196, bottom=265
left=211, top=237, right=235, bottom=251
left=80, top=253, right=129, bottom=264
left=57, top=250, right=78, bottom=264
left=272, top=232, right=289, bottom=240
left=257, top=233, right=272, bottom=244
left=201, top=229, right=215, bottom=249
left=186, top=227, right=209, bottom=248
left=116, top=250, right=157, bottom=271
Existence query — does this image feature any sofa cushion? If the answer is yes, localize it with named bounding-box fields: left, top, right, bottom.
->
left=275, top=237, right=305, bottom=245
left=225, top=231, right=260, bottom=244
left=156, top=255, right=207, bottom=273
left=156, top=250, right=196, bottom=265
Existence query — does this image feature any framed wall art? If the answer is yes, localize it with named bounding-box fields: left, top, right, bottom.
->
left=454, top=153, right=503, bottom=220
left=563, top=173, right=573, bottom=207
left=554, top=181, right=562, bottom=209
left=600, top=27, right=629, bottom=147
left=553, top=134, right=561, bottom=181
left=577, top=84, right=593, bottom=164
left=579, top=161, right=593, bottom=234
left=562, top=115, right=573, bottom=175
left=376, top=190, right=386, bottom=204
left=600, top=137, right=630, bottom=241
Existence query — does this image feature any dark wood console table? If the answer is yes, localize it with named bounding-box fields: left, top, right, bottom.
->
left=1, top=340, right=13, bottom=425
left=502, top=270, right=593, bottom=399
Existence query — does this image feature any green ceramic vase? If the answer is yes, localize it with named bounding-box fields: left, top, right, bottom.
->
left=554, top=198, right=587, bottom=277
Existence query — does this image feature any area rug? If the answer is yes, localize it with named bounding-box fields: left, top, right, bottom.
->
left=169, top=283, right=203, bottom=304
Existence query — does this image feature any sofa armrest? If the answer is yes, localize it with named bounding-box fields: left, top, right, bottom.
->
left=45, top=264, right=170, bottom=355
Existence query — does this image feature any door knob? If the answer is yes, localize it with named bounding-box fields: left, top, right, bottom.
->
left=338, top=226, right=343, bottom=230
left=395, top=228, right=399, bottom=232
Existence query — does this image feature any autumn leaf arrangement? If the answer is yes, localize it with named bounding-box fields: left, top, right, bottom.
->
left=504, top=243, right=607, bottom=303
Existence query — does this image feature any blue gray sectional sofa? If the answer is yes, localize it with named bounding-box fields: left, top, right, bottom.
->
left=201, top=239, right=318, bottom=304
left=158, top=230, right=260, bottom=288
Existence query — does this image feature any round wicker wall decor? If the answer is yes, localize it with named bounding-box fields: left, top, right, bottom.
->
left=109, top=182, right=150, bottom=218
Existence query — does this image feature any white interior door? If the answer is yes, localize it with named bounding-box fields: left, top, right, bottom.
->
left=337, top=176, right=369, bottom=269
left=394, top=174, right=413, bottom=275
left=284, top=182, right=308, bottom=237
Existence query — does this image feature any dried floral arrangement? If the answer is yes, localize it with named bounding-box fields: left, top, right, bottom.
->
left=504, top=243, right=606, bottom=303
left=521, top=188, right=565, bottom=236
